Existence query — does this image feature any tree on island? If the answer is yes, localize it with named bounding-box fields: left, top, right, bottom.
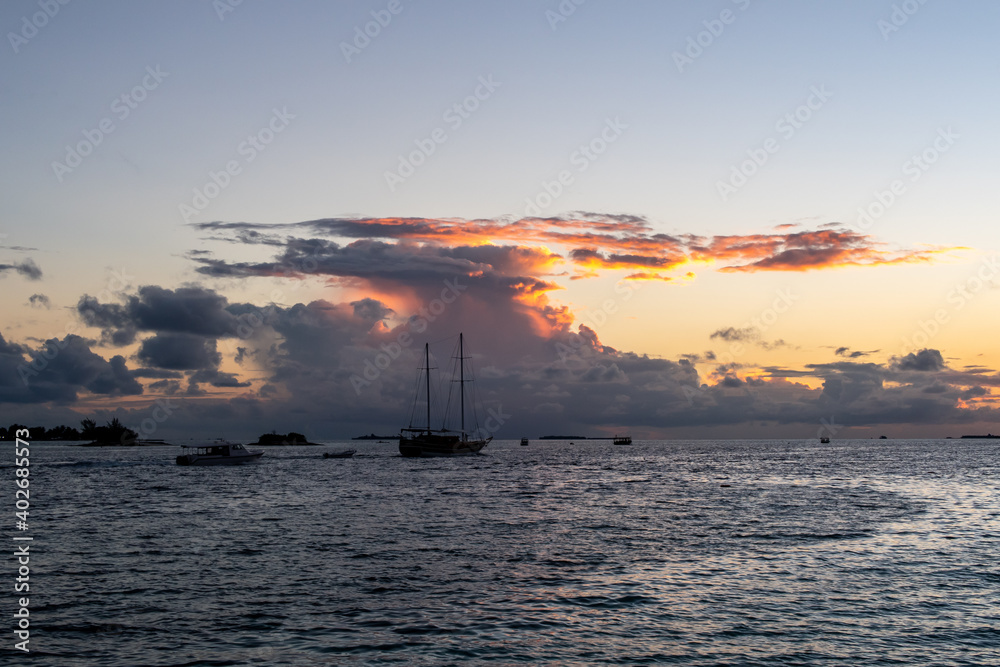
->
left=1, top=418, right=134, bottom=442
left=82, top=417, right=138, bottom=445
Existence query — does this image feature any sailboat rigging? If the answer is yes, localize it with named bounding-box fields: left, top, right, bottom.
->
left=399, top=333, right=491, bottom=457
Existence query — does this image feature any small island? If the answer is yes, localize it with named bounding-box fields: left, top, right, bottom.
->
left=254, top=431, right=320, bottom=446
left=79, top=418, right=141, bottom=446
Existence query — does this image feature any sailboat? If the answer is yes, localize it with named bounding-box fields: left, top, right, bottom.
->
left=399, top=333, right=492, bottom=457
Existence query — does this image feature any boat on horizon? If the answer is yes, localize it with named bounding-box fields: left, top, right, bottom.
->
left=613, top=435, right=632, bottom=445
left=520, top=437, right=529, bottom=446
left=399, top=333, right=492, bottom=457
left=176, top=440, right=263, bottom=466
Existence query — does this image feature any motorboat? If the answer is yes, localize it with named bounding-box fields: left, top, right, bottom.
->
left=520, top=437, right=529, bottom=446
left=613, top=435, right=632, bottom=445
left=323, top=449, right=357, bottom=458
left=176, top=441, right=263, bottom=466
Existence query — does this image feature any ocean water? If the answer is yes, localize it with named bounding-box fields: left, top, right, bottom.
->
left=9, top=438, right=1000, bottom=665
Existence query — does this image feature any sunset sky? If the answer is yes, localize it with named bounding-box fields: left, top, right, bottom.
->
left=2, top=0, right=998, bottom=440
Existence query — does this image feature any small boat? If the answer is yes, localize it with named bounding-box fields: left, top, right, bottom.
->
left=820, top=437, right=830, bottom=443
left=399, top=334, right=492, bottom=457
left=176, top=441, right=263, bottom=466
left=613, top=435, right=632, bottom=445
left=520, top=437, right=529, bottom=446
left=323, top=449, right=357, bottom=458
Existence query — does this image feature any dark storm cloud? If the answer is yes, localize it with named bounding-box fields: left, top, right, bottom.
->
left=78, top=286, right=244, bottom=345
left=132, top=368, right=184, bottom=379
left=0, top=332, right=142, bottom=403
left=148, top=379, right=181, bottom=394
left=77, top=295, right=137, bottom=345
left=127, top=286, right=241, bottom=336
left=350, top=298, right=394, bottom=322
left=137, top=334, right=222, bottom=370
left=189, top=369, right=252, bottom=388
left=893, top=349, right=945, bottom=372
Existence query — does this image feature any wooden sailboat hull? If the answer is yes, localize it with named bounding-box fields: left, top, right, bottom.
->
left=399, top=433, right=491, bottom=457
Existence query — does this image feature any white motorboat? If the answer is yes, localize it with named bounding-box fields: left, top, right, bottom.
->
left=176, top=441, right=264, bottom=466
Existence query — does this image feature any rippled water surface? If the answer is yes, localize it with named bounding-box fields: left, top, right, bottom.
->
left=14, top=439, right=1000, bottom=665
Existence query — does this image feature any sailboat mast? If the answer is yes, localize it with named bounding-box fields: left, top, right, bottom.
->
left=425, top=343, right=431, bottom=435
left=460, top=333, right=465, bottom=438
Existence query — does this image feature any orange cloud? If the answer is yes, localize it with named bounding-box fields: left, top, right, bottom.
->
left=195, top=216, right=957, bottom=280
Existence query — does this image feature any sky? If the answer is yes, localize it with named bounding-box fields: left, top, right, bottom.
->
left=2, top=0, right=999, bottom=441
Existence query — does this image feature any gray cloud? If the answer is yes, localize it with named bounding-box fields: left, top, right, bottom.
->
left=28, top=294, right=51, bottom=309
left=835, top=346, right=879, bottom=359
left=0, top=332, right=142, bottom=403
left=78, top=285, right=246, bottom=346
left=137, top=334, right=222, bottom=370
left=893, top=349, right=945, bottom=372
left=0, top=258, right=42, bottom=280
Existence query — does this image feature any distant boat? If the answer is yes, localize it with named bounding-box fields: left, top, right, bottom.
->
left=613, top=435, right=632, bottom=445
left=820, top=437, right=830, bottom=443
left=323, top=449, right=356, bottom=458
left=399, top=334, right=492, bottom=457
left=520, top=437, right=529, bottom=446
left=176, top=441, right=263, bottom=466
